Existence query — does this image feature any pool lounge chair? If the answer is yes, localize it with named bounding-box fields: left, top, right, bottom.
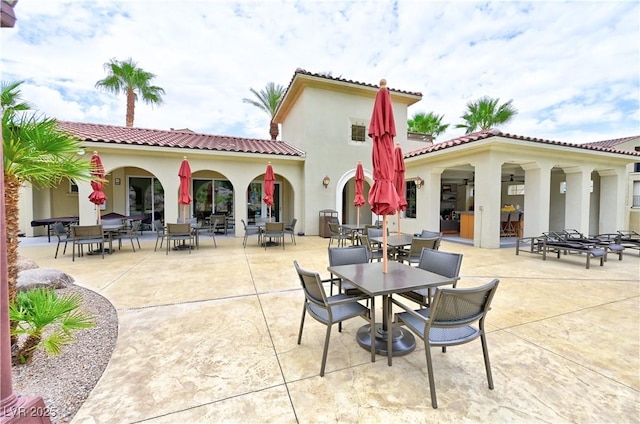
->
left=542, top=232, right=607, bottom=269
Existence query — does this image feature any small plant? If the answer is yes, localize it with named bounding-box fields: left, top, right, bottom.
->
left=10, top=288, right=95, bottom=365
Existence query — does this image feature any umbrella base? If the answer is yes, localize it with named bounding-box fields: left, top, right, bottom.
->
left=356, top=323, right=416, bottom=356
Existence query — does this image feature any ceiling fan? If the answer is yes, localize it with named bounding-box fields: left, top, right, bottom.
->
left=502, top=174, right=524, bottom=183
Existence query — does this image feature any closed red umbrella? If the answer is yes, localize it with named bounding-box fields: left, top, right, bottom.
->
left=263, top=162, right=275, bottom=222
left=88, top=151, right=107, bottom=224
left=178, top=156, right=192, bottom=221
left=394, top=143, right=407, bottom=235
left=353, top=161, right=365, bottom=227
left=368, top=79, right=400, bottom=273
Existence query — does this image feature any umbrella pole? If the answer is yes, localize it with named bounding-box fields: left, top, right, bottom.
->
left=97, top=207, right=101, bottom=224
left=383, top=216, right=388, bottom=273
left=356, top=207, right=360, bottom=228
left=397, top=211, right=401, bottom=236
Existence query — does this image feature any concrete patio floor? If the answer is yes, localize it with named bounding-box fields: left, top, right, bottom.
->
left=18, top=232, right=640, bottom=423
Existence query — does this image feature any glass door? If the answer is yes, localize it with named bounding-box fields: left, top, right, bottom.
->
left=128, top=177, right=165, bottom=224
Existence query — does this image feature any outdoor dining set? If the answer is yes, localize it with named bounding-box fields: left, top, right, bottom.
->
left=294, top=228, right=500, bottom=409
left=52, top=218, right=142, bottom=261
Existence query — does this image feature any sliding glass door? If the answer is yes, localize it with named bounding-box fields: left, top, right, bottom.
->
left=128, top=177, right=164, bottom=223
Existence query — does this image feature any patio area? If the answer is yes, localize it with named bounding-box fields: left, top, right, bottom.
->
left=17, top=232, right=640, bottom=423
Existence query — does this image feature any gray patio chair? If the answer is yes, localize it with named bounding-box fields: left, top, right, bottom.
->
left=70, top=225, right=106, bottom=261
left=327, top=246, right=368, bottom=298
left=417, top=229, right=442, bottom=239
left=52, top=221, right=70, bottom=259
left=153, top=220, right=168, bottom=251
left=263, top=222, right=285, bottom=250
left=284, top=218, right=298, bottom=245
left=166, top=223, right=194, bottom=254
left=389, top=279, right=500, bottom=408
left=294, top=260, right=375, bottom=377
left=357, top=233, right=384, bottom=262
left=397, top=248, right=463, bottom=306
left=328, top=221, right=351, bottom=247
left=397, top=236, right=442, bottom=265
left=241, top=219, right=261, bottom=247
left=115, top=220, right=142, bottom=252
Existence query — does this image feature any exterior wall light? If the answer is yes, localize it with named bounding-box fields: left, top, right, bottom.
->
left=415, top=176, right=424, bottom=189
left=322, top=175, right=331, bottom=189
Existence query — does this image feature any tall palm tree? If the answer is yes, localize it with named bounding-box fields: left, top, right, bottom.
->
left=242, top=82, right=285, bottom=140
left=95, top=58, right=165, bottom=127
left=2, top=81, right=92, bottom=335
left=407, top=112, right=450, bottom=141
left=456, top=96, right=518, bottom=134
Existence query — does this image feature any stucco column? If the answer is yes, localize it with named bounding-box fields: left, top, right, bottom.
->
left=522, top=161, right=552, bottom=237
left=161, top=176, right=180, bottom=224
left=598, top=169, right=625, bottom=233
left=563, top=165, right=592, bottom=235
left=77, top=180, right=98, bottom=225
left=473, top=154, right=502, bottom=248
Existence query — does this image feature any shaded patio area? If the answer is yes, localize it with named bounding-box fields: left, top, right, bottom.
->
left=17, top=233, right=640, bottom=423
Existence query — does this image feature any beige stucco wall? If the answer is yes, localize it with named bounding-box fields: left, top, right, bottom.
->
left=280, top=83, right=418, bottom=235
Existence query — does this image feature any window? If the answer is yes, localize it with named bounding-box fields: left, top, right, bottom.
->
left=507, top=184, right=525, bottom=195
left=69, top=179, right=78, bottom=193
left=560, top=180, right=594, bottom=194
left=633, top=181, right=640, bottom=208
left=351, top=124, right=366, bottom=142
left=405, top=181, right=417, bottom=218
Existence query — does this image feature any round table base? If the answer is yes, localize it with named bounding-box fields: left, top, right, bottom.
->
left=356, top=323, right=416, bottom=356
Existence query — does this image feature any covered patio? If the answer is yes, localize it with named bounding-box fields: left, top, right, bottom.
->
left=16, top=234, right=640, bottom=422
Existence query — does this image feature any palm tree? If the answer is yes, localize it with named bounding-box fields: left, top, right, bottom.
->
left=242, top=82, right=285, bottom=140
left=456, top=96, right=518, bottom=134
left=407, top=112, right=450, bottom=141
left=2, top=81, right=92, bottom=337
left=95, top=58, right=165, bottom=127
left=10, top=288, right=95, bottom=364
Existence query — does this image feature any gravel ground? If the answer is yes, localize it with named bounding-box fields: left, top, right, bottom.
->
left=11, top=284, right=118, bottom=423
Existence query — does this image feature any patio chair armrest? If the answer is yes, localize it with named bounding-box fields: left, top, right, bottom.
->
left=389, top=296, right=430, bottom=323
left=326, top=294, right=371, bottom=306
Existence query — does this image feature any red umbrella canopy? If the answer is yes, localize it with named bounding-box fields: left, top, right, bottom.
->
left=88, top=152, right=107, bottom=206
left=178, top=157, right=192, bottom=206
left=394, top=144, right=407, bottom=211
left=368, top=80, right=400, bottom=216
left=353, top=161, right=365, bottom=207
left=263, top=162, right=275, bottom=207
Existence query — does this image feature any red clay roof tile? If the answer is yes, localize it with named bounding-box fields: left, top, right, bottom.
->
left=57, top=121, right=305, bottom=157
left=405, top=130, right=640, bottom=158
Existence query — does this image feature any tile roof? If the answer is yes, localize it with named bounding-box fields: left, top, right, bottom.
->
left=405, top=129, right=640, bottom=158
left=57, top=121, right=306, bottom=157
left=288, top=68, right=423, bottom=97
left=581, top=135, right=640, bottom=150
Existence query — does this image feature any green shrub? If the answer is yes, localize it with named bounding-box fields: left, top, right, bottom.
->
left=10, top=288, right=95, bottom=364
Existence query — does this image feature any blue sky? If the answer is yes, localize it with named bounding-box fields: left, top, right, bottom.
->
left=2, top=0, right=638, bottom=144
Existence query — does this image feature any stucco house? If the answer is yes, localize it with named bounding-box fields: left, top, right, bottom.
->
left=18, top=69, right=640, bottom=249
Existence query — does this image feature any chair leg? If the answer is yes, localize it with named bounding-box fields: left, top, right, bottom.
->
left=425, top=343, right=438, bottom=409
left=480, top=333, right=494, bottom=390
left=320, top=323, right=332, bottom=377
left=54, top=241, right=61, bottom=259
left=297, top=303, right=306, bottom=345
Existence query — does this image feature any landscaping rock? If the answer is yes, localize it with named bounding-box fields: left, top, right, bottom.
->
left=17, top=255, right=39, bottom=272
left=17, top=268, right=74, bottom=292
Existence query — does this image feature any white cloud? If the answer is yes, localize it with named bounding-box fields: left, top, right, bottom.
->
left=2, top=0, right=638, bottom=145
